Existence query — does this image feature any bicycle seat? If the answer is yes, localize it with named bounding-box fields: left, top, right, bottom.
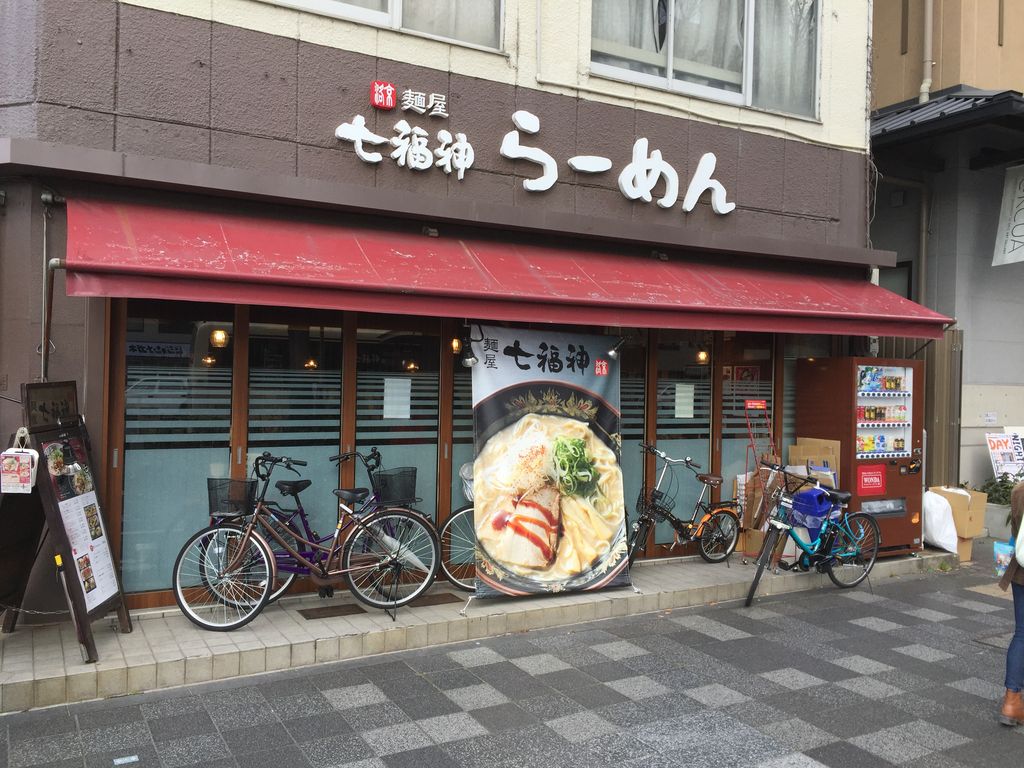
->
left=697, top=473, right=723, bottom=488
left=333, top=488, right=370, bottom=506
left=275, top=479, right=312, bottom=497
left=823, top=488, right=852, bottom=505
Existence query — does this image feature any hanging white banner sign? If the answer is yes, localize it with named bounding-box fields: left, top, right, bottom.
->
left=992, top=164, right=1024, bottom=266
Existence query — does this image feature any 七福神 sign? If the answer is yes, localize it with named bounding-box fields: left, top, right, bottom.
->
left=335, top=109, right=735, bottom=215
left=469, top=325, right=631, bottom=598
left=985, top=432, right=1024, bottom=476
left=993, top=165, right=1024, bottom=267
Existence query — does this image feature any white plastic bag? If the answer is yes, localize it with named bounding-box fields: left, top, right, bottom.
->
left=922, top=490, right=958, bottom=554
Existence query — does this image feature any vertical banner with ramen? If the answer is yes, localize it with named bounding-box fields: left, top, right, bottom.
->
left=471, top=326, right=631, bottom=597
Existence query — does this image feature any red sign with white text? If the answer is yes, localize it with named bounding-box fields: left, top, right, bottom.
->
left=857, top=464, right=887, bottom=496
left=370, top=81, right=397, bottom=110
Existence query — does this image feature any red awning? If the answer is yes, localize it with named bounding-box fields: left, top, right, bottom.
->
left=65, top=199, right=952, bottom=338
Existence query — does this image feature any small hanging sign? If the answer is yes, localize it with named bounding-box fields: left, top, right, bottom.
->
left=1, top=427, right=39, bottom=494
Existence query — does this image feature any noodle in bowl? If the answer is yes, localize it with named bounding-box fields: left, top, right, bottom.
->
left=474, top=413, right=626, bottom=587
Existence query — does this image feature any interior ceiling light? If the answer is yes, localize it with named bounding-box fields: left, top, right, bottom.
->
left=201, top=355, right=216, bottom=367
left=696, top=348, right=710, bottom=364
left=450, top=337, right=463, bottom=355
left=209, top=328, right=229, bottom=348
left=304, top=358, right=318, bottom=370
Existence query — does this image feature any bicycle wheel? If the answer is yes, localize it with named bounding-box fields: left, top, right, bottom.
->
left=343, top=508, right=440, bottom=609
left=698, top=508, right=740, bottom=563
left=440, top=504, right=476, bottom=592
left=626, top=512, right=653, bottom=567
left=173, top=525, right=274, bottom=631
left=827, top=512, right=881, bottom=588
left=259, top=514, right=300, bottom=603
left=744, top=527, right=779, bottom=607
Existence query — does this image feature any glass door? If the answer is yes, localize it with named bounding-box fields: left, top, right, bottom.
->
left=120, top=301, right=235, bottom=593
left=246, top=308, right=344, bottom=536
left=717, top=332, right=775, bottom=511
left=356, top=320, right=441, bottom=522
left=654, top=330, right=712, bottom=549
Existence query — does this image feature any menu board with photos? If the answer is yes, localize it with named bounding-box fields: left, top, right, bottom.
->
left=37, top=435, right=119, bottom=612
left=4, top=381, right=132, bottom=660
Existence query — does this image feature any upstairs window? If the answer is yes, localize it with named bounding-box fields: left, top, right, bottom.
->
left=275, top=0, right=503, bottom=50
left=591, top=0, right=819, bottom=117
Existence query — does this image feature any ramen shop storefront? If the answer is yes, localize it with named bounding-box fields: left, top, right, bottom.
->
left=64, top=199, right=950, bottom=607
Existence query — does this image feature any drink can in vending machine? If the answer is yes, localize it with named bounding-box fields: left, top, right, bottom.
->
left=857, top=405, right=865, bottom=421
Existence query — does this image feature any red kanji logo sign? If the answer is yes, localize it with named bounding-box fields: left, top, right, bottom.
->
left=594, top=359, right=609, bottom=376
left=370, top=81, right=397, bottom=110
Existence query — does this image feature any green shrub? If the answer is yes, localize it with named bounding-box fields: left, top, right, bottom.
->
left=974, top=471, right=1023, bottom=523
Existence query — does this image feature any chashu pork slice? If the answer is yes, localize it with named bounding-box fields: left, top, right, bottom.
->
left=480, top=482, right=561, bottom=570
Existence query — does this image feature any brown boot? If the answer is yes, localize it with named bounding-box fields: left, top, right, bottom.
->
left=999, top=689, right=1024, bottom=726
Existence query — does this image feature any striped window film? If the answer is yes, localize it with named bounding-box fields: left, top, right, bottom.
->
left=654, top=378, right=712, bottom=545
left=355, top=371, right=440, bottom=521
left=721, top=376, right=775, bottom=502
left=451, top=368, right=474, bottom=512
left=122, top=364, right=233, bottom=592
left=247, top=367, right=343, bottom=537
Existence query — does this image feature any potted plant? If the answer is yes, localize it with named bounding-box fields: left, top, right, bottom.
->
left=975, top=471, right=1024, bottom=539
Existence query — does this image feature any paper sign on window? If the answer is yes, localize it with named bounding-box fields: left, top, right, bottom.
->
left=383, top=378, right=412, bottom=420
left=674, top=383, right=695, bottom=419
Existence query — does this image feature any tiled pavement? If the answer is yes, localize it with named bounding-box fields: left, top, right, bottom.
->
left=0, top=549, right=951, bottom=711
left=1, top=550, right=1020, bottom=768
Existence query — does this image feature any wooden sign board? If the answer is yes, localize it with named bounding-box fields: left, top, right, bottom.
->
left=1, top=382, right=132, bottom=662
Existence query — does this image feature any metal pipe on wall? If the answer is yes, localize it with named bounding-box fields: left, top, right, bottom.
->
left=40, top=191, right=66, bottom=382
left=919, top=0, right=934, bottom=103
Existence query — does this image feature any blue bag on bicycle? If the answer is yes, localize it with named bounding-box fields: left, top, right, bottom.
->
left=790, top=488, right=836, bottom=541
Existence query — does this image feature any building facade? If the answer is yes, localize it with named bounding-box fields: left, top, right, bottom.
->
left=871, top=0, right=1024, bottom=487
left=1, top=0, right=946, bottom=609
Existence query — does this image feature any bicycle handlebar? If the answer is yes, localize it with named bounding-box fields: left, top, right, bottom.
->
left=329, top=447, right=382, bottom=474
left=639, top=443, right=701, bottom=469
left=253, top=452, right=306, bottom=480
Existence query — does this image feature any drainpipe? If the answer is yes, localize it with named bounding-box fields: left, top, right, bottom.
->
left=883, top=177, right=930, bottom=307
left=40, top=191, right=66, bottom=382
left=919, top=0, right=934, bottom=103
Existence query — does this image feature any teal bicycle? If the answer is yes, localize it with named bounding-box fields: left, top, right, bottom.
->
left=744, top=461, right=881, bottom=607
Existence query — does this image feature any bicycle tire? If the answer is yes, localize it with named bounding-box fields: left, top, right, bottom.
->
left=744, top=527, right=779, bottom=607
left=439, top=504, right=476, bottom=592
left=343, top=508, right=440, bottom=609
left=698, top=508, right=740, bottom=563
left=213, top=514, right=298, bottom=604
left=173, top=525, right=274, bottom=631
left=627, top=514, right=653, bottom=567
left=826, top=512, right=881, bottom=588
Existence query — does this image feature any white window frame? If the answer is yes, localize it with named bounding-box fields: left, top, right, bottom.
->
left=266, top=0, right=506, bottom=54
left=589, top=0, right=820, bottom=119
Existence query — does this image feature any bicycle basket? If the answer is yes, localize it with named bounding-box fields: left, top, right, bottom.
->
left=372, top=467, right=418, bottom=505
left=637, top=487, right=674, bottom=517
left=207, top=478, right=257, bottom=518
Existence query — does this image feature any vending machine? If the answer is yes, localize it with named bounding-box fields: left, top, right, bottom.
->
left=795, top=357, right=924, bottom=556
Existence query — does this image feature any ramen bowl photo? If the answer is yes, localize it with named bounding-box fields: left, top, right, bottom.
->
left=473, top=383, right=627, bottom=594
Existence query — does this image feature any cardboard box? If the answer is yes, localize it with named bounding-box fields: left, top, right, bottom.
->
left=928, top=486, right=988, bottom=539
left=741, top=528, right=765, bottom=555
left=956, top=536, right=973, bottom=562
left=790, top=437, right=841, bottom=481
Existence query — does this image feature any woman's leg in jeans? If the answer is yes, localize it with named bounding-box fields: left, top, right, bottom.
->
left=1006, top=581, right=1024, bottom=691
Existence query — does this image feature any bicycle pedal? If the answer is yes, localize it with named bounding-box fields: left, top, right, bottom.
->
left=318, top=586, right=334, bottom=598
left=776, top=561, right=794, bottom=572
